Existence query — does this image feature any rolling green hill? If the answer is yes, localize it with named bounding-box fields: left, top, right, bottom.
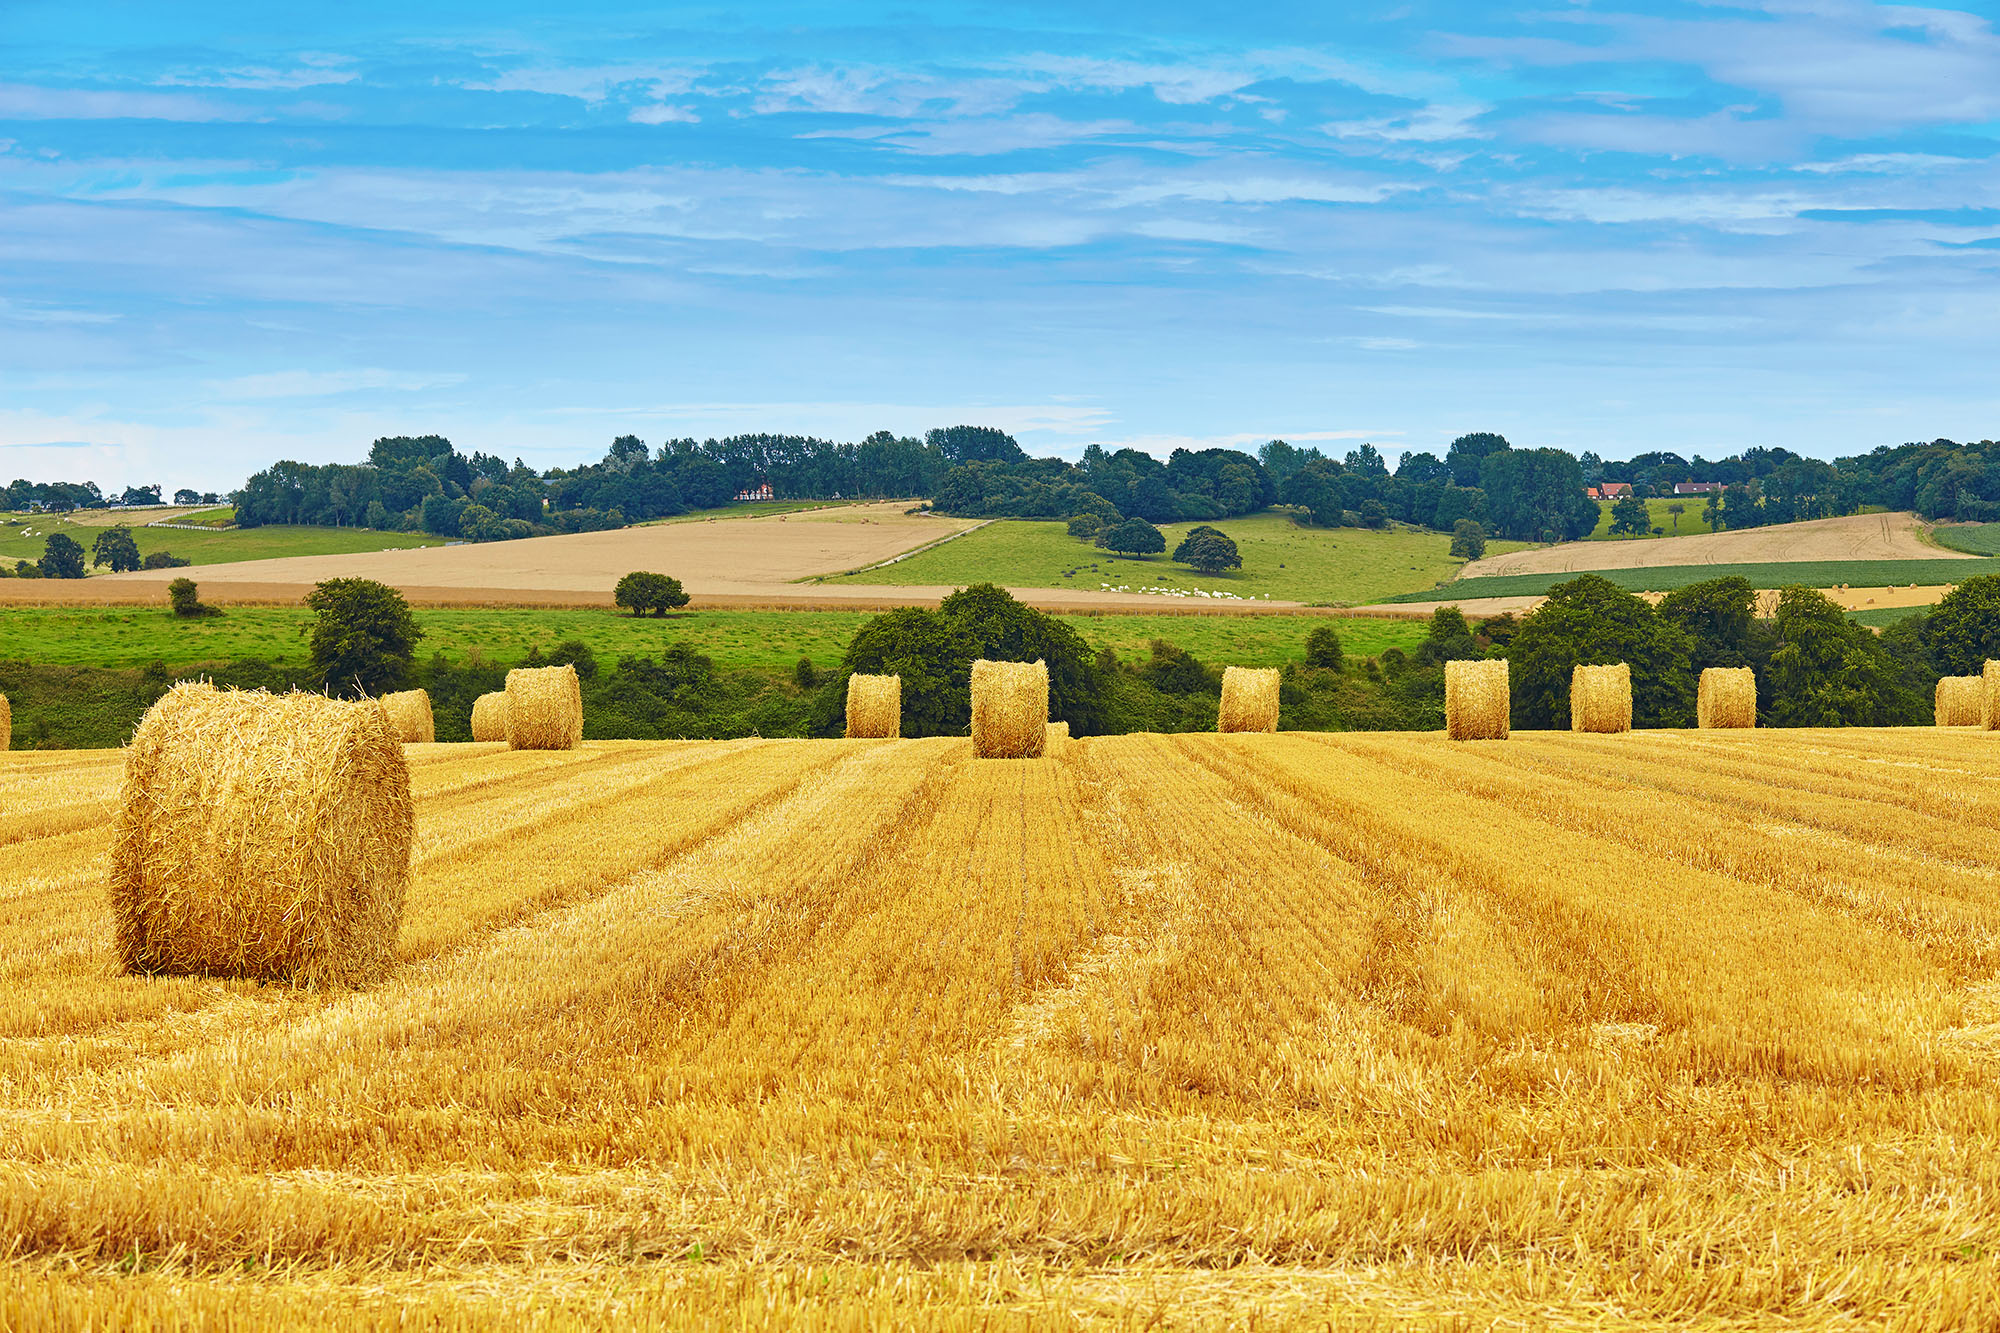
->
left=0, top=513, right=445, bottom=570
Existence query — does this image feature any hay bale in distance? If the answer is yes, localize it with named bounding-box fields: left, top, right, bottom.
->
left=1218, top=666, right=1280, bottom=733
left=971, top=659, right=1048, bottom=758
left=1983, top=660, right=2000, bottom=731
left=1936, top=675, right=1982, bottom=727
left=1445, top=659, right=1509, bottom=740
left=505, top=665, right=583, bottom=751
left=109, top=682, right=413, bottom=987
left=1570, top=663, right=1632, bottom=734
left=377, top=689, right=435, bottom=744
left=1699, top=667, right=1757, bottom=729
left=1045, top=720, right=1070, bottom=754
left=845, top=673, right=901, bottom=739
left=470, top=690, right=509, bottom=742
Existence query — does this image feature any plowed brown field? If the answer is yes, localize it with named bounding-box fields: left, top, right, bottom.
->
left=6, top=730, right=2000, bottom=1329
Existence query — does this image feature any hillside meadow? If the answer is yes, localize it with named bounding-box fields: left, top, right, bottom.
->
left=7, top=727, right=2000, bottom=1328
left=829, top=512, right=1531, bottom=605
left=0, top=513, right=445, bottom=569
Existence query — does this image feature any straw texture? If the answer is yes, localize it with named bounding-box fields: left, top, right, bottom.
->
left=1217, top=666, right=1280, bottom=733
left=109, top=682, right=413, bottom=987
left=470, top=691, right=509, bottom=742
left=0, top=690, right=8, bottom=753
left=1935, top=676, right=1982, bottom=727
left=1445, top=659, right=1509, bottom=740
left=1699, top=668, right=1758, bottom=729
left=845, top=674, right=902, bottom=739
left=971, top=659, right=1048, bottom=758
left=1570, top=663, right=1632, bottom=734
left=1045, top=720, right=1070, bottom=754
left=1986, top=661, right=2000, bottom=732
left=506, top=665, right=584, bottom=751
left=377, top=689, right=435, bottom=744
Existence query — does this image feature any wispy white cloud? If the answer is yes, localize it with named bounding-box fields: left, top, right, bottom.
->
left=0, top=83, right=254, bottom=122
left=212, top=369, right=468, bottom=400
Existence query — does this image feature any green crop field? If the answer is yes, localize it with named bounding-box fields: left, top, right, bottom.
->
left=1584, top=496, right=1718, bottom=540
left=0, top=604, right=1426, bottom=672
left=828, top=512, right=1530, bottom=605
left=0, top=514, right=446, bottom=569
left=1383, top=558, right=1994, bottom=603
left=1929, top=522, right=2000, bottom=555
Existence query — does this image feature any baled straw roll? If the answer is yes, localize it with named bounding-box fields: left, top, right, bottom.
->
left=1570, top=663, right=1632, bottom=734
left=377, top=689, right=434, bottom=744
left=971, top=659, right=1048, bottom=758
left=506, top=664, right=583, bottom=751
left=1218, top=666, right=1280, bottom=733
left=1699, top=667, right=1757, bottom=729
left=109, top=682, right=413, bottom=987
left=1445, top=658, right=1509, bottom=740
left=470, top=690, right=509, bottom=742
left=845, top=673, right=901, bottom=739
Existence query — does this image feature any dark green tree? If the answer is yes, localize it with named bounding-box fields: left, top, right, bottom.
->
left=1656, top=576, right=1760, bottom=668
left=91, top=526, right=141, bottom=572
left=1504, top=574, right=1695, bottom=728
left=1304, top=624, right=1343, bottom=670
left=1414, top=606, right=1481, bottom=666
left=1922, top=574, right=2000, bottom=675
left=1768, top=587, right=1920, bottom=726
left=1066, top=513, right=1102, bottom=541
left=1448, top=519, right=1486, bottom=560
left=1358, top=498, right=1389, bottom=529
left=39, top=532, right=85, bottom=579
left=166, top=577, right=212, bottom=617
left=1172, top=526, right=1241, bottom=573
left=838, top=607, right=979, bottom=737
left=613, top=571, right=690, bottom=617
left=1608, top=494, right=1650, bottom=536
left=1445, top=432, right=1510, bottom=488
left=1098, top=518, right=1165, bottom=558
left=304, top=578, right=424, bottom=696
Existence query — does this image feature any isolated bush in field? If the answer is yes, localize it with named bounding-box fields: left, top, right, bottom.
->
left=525, top=639, right=599, bottom=681
left=1449, top=519, right=1487, bottom=560
left=1304, top=624, right=1344, bottom=670
left=1767, top=586, right=1920, bottom=727
left=794, top=657, right=820, bottom=689
left=1140, top=640, right=1217, bottom=695
left=1097, top=518, right=1165, bottom=558
left=1924, top=574, right=2000, bottom=676
left=1506, top=574, right=1694, bottom=729
left=1172, top=526, right=1241, bottom=573
left=166, top=578, right=217, bottom=618
left=1066, top=513, right=1102, bottom=541
left=91, top=526, right=141, bottom=572
left=142, top=549, right=190, bottom=570
left=304, top=578, right=423, bottom=698
left=614, top=571, right=689, bottom=617
left=1609, top=495, right=1651, bottom=536
left=39, top=532, right=85, bottom=579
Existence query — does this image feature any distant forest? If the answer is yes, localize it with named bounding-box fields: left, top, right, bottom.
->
left=9, top=428, right=2000, bottom=547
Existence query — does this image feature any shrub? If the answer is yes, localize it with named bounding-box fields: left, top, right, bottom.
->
left=1304, top=625, right=1344, bottom=670
left=1172, top=526, right=1241, bottom=573
left=614, top=571, right=689, bottom=617
left=166, top=578, right=215, bottom=618
left=1098, top=518, right=1165, bottom=558
left=142, top=550, right=191, bottom=570
left=304, top=578, right=423, bottom=697
left=1449, top=519, right=1486, bottom=560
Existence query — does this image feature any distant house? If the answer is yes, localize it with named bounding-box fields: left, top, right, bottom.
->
left=1674, top=481, right=1725, bottom=495
left=734, top=482, right=775, bottom=502
left=1586, top=482, right=1632, bottom=500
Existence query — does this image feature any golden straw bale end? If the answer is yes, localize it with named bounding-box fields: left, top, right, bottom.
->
left=1699, top=667, right=1757, bottom=729
left=1218, top=666, right=1280, bottom=733
left=1445, top=658, right=1509, bottom=740
left=506, top=665, right=583, bottom=751
left=971, top=658, right=1048, bottom=758
left=1570, top=663, right=1632, bottom=734
left=1045, top=720, right=1070, bottom=754
left=470, top=690, right=509, bottom=742
left=109, top=682, right=413, bottom=987
left=377, top=689, right=435, bottom=744
left=1985, top=660, right=2000, bottom=731
left=0, top=690, right=9, bottom=753
left=845, top=673, right=901, bottom=739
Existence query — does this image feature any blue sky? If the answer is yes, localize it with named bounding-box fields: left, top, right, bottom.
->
left=2, top=1, right=1998, bottom=493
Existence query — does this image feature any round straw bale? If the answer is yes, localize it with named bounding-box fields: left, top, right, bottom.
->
left=1218, top=666, right=1281, bottom=733
left=1984, top=660, right=2000, bottom=731
left=109, top=682, right=412, bottom=987
left=971, top=658, right=1048, bottom=758
left=0, top=690, right=9, bottom=753
left=1045, top=720, right=1070, bottom=754
left=1569, top=663, right=1632, bottom=734
left=1445, top=658, right=1509, bottom=740
left=505, top=665, right=583, bottom=751
left=845, top=673, right=901, bottom=739
left=470, top=690, right=509, bottom=742
left=1699, top=667, right=1757, bottom=729
left=1936, top=675, right=1982, bottom=727
left=377, top=689, right=434, bottom=744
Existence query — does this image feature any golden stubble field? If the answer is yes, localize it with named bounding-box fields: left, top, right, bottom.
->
left=5, top=729, right=2000, bottom=1329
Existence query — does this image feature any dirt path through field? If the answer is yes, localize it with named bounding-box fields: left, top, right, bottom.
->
left=1462, top=511, right=1965, bottom=577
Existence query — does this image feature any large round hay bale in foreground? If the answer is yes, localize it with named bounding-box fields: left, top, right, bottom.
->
left=506, top=665, right=583, bottom=751
left=971, top=659, right=1048, bottom=758
left=1445, top=659, right=1509, bottom=740
left=1218, top=666, right=1280, bottom=734
left=1699, top=667, right=1758, bottom=729
left=109, top=683, right=413, bottom=987
left=1936, top=675, right=1982, bottom=727
left=845, top=673, right=901, bottom=739
left=470, top=690, right=509, bottom=742
left=1570, top=663, right=1632, bottom=734
left=377, top=689, right=434, bottom=744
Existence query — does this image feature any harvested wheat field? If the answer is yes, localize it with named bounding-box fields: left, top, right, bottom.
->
left=8, top=729, right=2000, bottom=1329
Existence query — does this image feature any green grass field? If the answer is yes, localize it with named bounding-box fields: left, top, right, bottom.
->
left=829, top=512, right=1529, bottom=606
left=1928, top=523, right=2000, bottom=556
left=0, top=514, right=445, bottom=569
left=1585, top=496, right=1718, bottom=540
left=1384, top=558, right=1992, bottom=603
left=0, top=604, right=1427, bottom=672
